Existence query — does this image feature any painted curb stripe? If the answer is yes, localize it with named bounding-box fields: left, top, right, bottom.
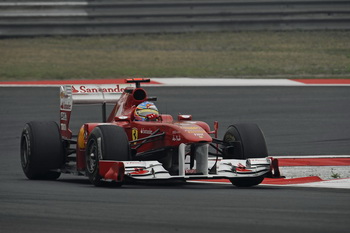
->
left=277, top=158, right=350, bottom=166
left=262, top=176, right=323, bottom=185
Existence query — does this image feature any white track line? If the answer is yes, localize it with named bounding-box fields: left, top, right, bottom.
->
left=151, top=78, right=350, bottom=86
left=152, top=78, right=303, bottom=86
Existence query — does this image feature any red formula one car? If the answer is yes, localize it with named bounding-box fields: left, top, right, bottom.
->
left=20, top=79, right=271, bottom=187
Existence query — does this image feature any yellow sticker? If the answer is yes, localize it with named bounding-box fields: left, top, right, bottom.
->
left=132, top=128, right=138, bottom=141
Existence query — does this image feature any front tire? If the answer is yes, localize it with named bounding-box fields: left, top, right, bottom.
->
left=230, top=176, right=265, bottom=187
left=85, top=125, right=130, bottom=187
left=20, top=121, right=64, bottom=180
left=223, top=123, right=268, bottom=159
left=223, top=123, right=268, bottom=187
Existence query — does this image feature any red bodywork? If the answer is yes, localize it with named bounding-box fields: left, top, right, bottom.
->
left=70, top=85, right=216, bottom=172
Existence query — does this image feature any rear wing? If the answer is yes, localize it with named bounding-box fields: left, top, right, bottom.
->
left=60, top=83, right=134, bottom=107
left=60, top=83, right=134, bottom=138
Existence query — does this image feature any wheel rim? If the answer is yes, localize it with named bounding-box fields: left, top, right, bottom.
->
left=224, top=133, right=236, bottom=143
left=223, top=127, right=242, bottom=159
left=87, top=139, right=98, bottom=173
left=21, top=135, right=29, bottom=169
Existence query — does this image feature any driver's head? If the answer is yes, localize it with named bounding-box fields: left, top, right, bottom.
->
left=134, top=101, right=159, bottom=121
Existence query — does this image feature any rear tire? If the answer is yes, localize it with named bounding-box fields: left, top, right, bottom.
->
left=20, top=121, right=64, bottom=180
left=85, top=125, right=130, bottom=187
left=223, top=123, right=268, bottom=187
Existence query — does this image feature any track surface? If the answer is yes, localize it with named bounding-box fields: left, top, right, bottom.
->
left=1, top=86, right=350, bottom=233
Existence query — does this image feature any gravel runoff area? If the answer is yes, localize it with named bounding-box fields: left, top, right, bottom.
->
left=274, top=156, right=350, bottom=180
left=280, top=166, right=350, bottom=180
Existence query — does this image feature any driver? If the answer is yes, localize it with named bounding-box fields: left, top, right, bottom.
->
left=134, top=101, right=159, bottom=121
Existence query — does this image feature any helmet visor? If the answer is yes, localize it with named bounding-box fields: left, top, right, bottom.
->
left=137, top=109, right=158, bottom=117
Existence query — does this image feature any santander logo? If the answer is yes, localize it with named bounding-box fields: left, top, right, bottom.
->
left=72, top=84, right=128, bottom=94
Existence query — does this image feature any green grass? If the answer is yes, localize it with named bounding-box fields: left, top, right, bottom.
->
left=1, top=31, right=350, bottom=81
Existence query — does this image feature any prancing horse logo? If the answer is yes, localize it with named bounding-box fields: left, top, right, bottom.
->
left=132, top=128, right=138, bottom=142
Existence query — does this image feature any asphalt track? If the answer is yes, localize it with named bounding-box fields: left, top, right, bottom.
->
left=1, top=86, right=350, bottom=233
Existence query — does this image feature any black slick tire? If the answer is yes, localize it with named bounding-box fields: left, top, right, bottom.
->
left=223, top=123, right=268, bottom=187
left=230, top=175, right=265, bottom=187
left=20, top=121, right=64, bottom=180
left=85, top=125, right=130, bottom=187
left=223, top=123, right=268, bottom=159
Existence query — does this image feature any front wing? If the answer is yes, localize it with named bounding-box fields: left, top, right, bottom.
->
left=99, top=158, right=271, bottom=182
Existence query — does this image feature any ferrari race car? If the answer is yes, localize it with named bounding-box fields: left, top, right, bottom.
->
left=20, top=78, right=271, bottom=187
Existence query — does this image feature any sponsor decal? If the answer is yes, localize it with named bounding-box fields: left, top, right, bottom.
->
left=61, top=123, right=67, bottom=131
left=72, top=84, right=127, bottom=94
left=178, top=124, right=205, bottom=138
left=60, top=112, right=67, bottom=121
left=140, top=128, right=153, bottom=135
left=185, top=169, right=197, bottom=174
left=60, top=101, right=72, bottom=111
left=60, top=90, right=68, bottom=99
left=132, top=128, right=138, bottom=141
left=194, top=133, right=204, bottom=138
left=179, top=125, right=199, bottom=130
left=129, top=168, right=148, bottom=175
left=232, top=163, right=252, bottom=173
left=60, top=86, right=73, bottom=110
left=172, top=135, right=181, bottom=141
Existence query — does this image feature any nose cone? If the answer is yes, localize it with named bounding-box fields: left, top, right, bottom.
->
left=173, top=123, right=212, bottom=143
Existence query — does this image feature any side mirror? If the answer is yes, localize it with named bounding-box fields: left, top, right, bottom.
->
left=115, top=116, right=130, bottom=121
left=178, top=115, right=192, bottom=121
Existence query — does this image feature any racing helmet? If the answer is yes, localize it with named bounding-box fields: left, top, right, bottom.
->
left=134, top=101, right=159, bottom=121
